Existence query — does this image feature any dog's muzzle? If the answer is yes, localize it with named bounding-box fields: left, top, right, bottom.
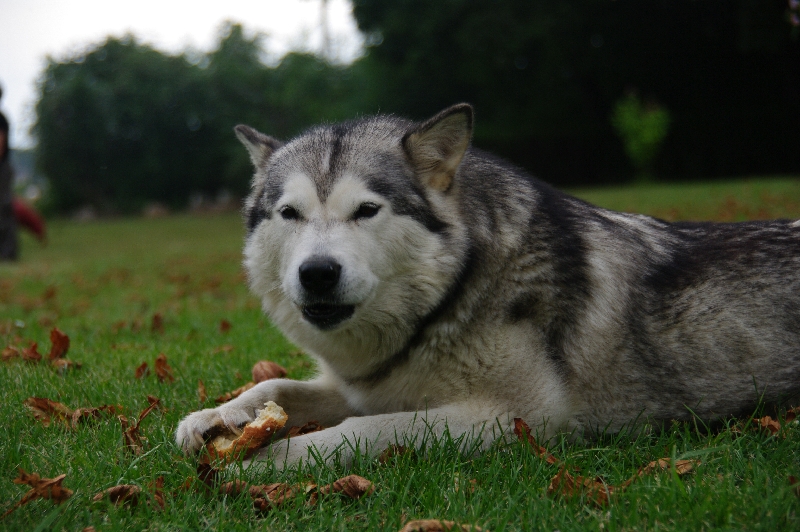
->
left=298, top=257, right=355, bottom=329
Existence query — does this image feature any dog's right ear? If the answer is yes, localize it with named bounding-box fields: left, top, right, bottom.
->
left=402, top=103, right=474, bottom=192
left=234, top=125, right=283, bottom=167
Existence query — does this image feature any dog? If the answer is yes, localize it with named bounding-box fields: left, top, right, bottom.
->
left=176, top=103, right=800, bottom=469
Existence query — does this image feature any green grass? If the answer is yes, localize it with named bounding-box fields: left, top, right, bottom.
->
left=2, top=177, right=799, bottom=531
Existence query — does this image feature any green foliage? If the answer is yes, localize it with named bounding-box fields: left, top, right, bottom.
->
left=611, top=93, right=671, bottom=181
left=33, top=23, right=371, bottom=215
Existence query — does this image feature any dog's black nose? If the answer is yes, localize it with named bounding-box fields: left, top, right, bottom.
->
left=299, top=258, right=341, bottom=295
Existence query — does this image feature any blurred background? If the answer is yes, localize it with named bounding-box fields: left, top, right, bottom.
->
left=1, top=0, right=798, bottom=217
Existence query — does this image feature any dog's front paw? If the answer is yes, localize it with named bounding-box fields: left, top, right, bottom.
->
left=175, top=406, right=255, bottom=453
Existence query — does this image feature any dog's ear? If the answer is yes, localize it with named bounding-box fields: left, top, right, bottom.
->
left=402, top=103, right=474, bottom=192
left=234, top=125, right=283, bottom=167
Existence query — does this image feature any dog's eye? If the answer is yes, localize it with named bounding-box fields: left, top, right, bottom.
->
left=352, top=203, right=381, bottom=220
left=279, top=206, right=300, bottom=220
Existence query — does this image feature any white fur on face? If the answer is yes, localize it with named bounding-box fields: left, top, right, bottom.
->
left=244, top=171, right=458, bottom=375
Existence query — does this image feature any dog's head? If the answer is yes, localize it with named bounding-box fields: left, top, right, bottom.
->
left=237, top=104, right=473, bottom=375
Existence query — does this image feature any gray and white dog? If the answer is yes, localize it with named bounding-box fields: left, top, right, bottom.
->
left=176, top=104, right=800, bottom=468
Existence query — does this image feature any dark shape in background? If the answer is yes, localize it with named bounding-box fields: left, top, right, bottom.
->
left=352, top=0, right=800, bottom=185
left=32, top=2, right=800, bottom=214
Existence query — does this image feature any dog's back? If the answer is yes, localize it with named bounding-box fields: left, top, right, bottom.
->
left=452, top=159, right=800, bottom=430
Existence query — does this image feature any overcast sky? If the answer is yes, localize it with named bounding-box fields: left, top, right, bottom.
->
left=0, top=0, right=363, bottom=149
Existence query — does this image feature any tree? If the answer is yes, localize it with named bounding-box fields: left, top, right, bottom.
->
left=352, top=0, right=800, bottom=184
left=34, top=36, right=219, bottom=213
left=32, top=23, right=372, bottom=214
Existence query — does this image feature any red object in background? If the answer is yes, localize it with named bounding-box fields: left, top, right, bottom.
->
left=12, top=198, right=46, bottom=242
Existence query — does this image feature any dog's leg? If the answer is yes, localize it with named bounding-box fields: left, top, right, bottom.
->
left=251, top=402, right=512, bottom=470
left=175, top=376, right=356, bottom=453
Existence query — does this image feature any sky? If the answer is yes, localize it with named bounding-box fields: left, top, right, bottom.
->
left=0, top=0, right=363, bottom=149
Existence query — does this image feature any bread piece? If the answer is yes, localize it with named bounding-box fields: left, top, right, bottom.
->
left=207, top=401, right=288, bottom=461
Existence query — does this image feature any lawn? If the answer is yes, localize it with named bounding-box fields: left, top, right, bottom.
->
left=2, top=177, right=799, bottom=531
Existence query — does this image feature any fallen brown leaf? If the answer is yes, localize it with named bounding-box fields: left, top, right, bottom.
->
left=639, top=458, right=698, bottom=477
left=135, top=361, right=149, bottom=378
left=220, top=319, right=232, bottom=333
left=379, top=445, right=414, bottom=464
left=252, top=360, right=287, bottom=383
left=151, top=313, right=164, bottom=334
left=198, top=379, right=208, bottom=402
left=785, top=406, right=800, bottom=423
left=398, top=520, right=484, bottom=532
left=548, top=467, right=613, bottom=506
left=753, top=415, right=781, bottom=436
left=319, top=475, right=375, bottom=499
left=790, top=475, right=800, bottom=499
left=22, top=342, right=42, bottom=363
left=2, top=469, right=73, bottom=519
left=250, top=482, right=305, bottom=510
left=151, top=476, right=166, bottom=509
left=53, top=358, right=83, bottom=373
left=92, top=484, right=141, bottom=507
left=42, top=285, right=57, bottom=302
left=2, top=346, right=20, bottom=362
left=154, top=353, right=175, bottom=383
left=120, top=398, right=162, bottom=455
left=71, top=405, right=123, bottom=428
left=215, top=382, right=255, bottom=404
left=24, top=397, right=73, bottom=427
left=48, top=328, right=70, bottom=360
left=513, top=418, right=559, bottom=465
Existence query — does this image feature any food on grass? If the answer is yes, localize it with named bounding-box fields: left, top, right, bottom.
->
left=206, top=401, right=287, bottom=460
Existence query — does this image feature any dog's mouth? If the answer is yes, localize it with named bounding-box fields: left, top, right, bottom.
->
left=301, top=303, right=355, bottom=330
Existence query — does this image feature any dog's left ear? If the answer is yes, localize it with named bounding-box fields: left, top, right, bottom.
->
left=402, top=103, right=474, bottom=192
left=234, top=125, right=283, bottom=167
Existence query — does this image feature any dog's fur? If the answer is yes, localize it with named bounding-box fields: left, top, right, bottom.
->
left=175, top=104, right=800, bottom=469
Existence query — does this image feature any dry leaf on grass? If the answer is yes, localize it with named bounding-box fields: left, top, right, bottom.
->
left=2, top=469, right=73, bottom=519
left=250, top=482, right=310, bottom=510
left=92, top=485, right=142, bottom=507
left=24, top=397, right=73, bottom=427
left=120, top=397, right=162, bottom=455
left=22, top=342, right=42, bottom=363
left=252, top=360, right=287, bottom=383
left=318, top=475, right=375, bottom=499
left=134, top=361, right=149, bottom=378
left=379, top=445, right=415, bottom=464
left=549, top=457, right=700, bottom=506
left=637, top=458, right=698, bottom=477
left=71, top=405, right=123, bottom=428
left=753, top=415, right=781, bottom=436
left=784, top=406, right=800, bottom=423
left=513, top=418, right=559, bottom=465
left=25, top=397, right=120, bottom=428
left=548, top=467, right=614, bottom=506
left=219, top=320, right=232, bottom=333
left=2, top=346, right=21, bottom=362
left=790, top=476, right=800, bottom=499
left=154, top=353, right=175, bottom=382
left=151, top=313, right=164, bottom=334
left=215, top=382, right=255, bottom=404
left=210, top=473, right=373, bottom=512
left=198, top=380, right=207, bottom=402
left=48, top=328, right=70, bottom=360
left=398, top=520, right=484, bottom=532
